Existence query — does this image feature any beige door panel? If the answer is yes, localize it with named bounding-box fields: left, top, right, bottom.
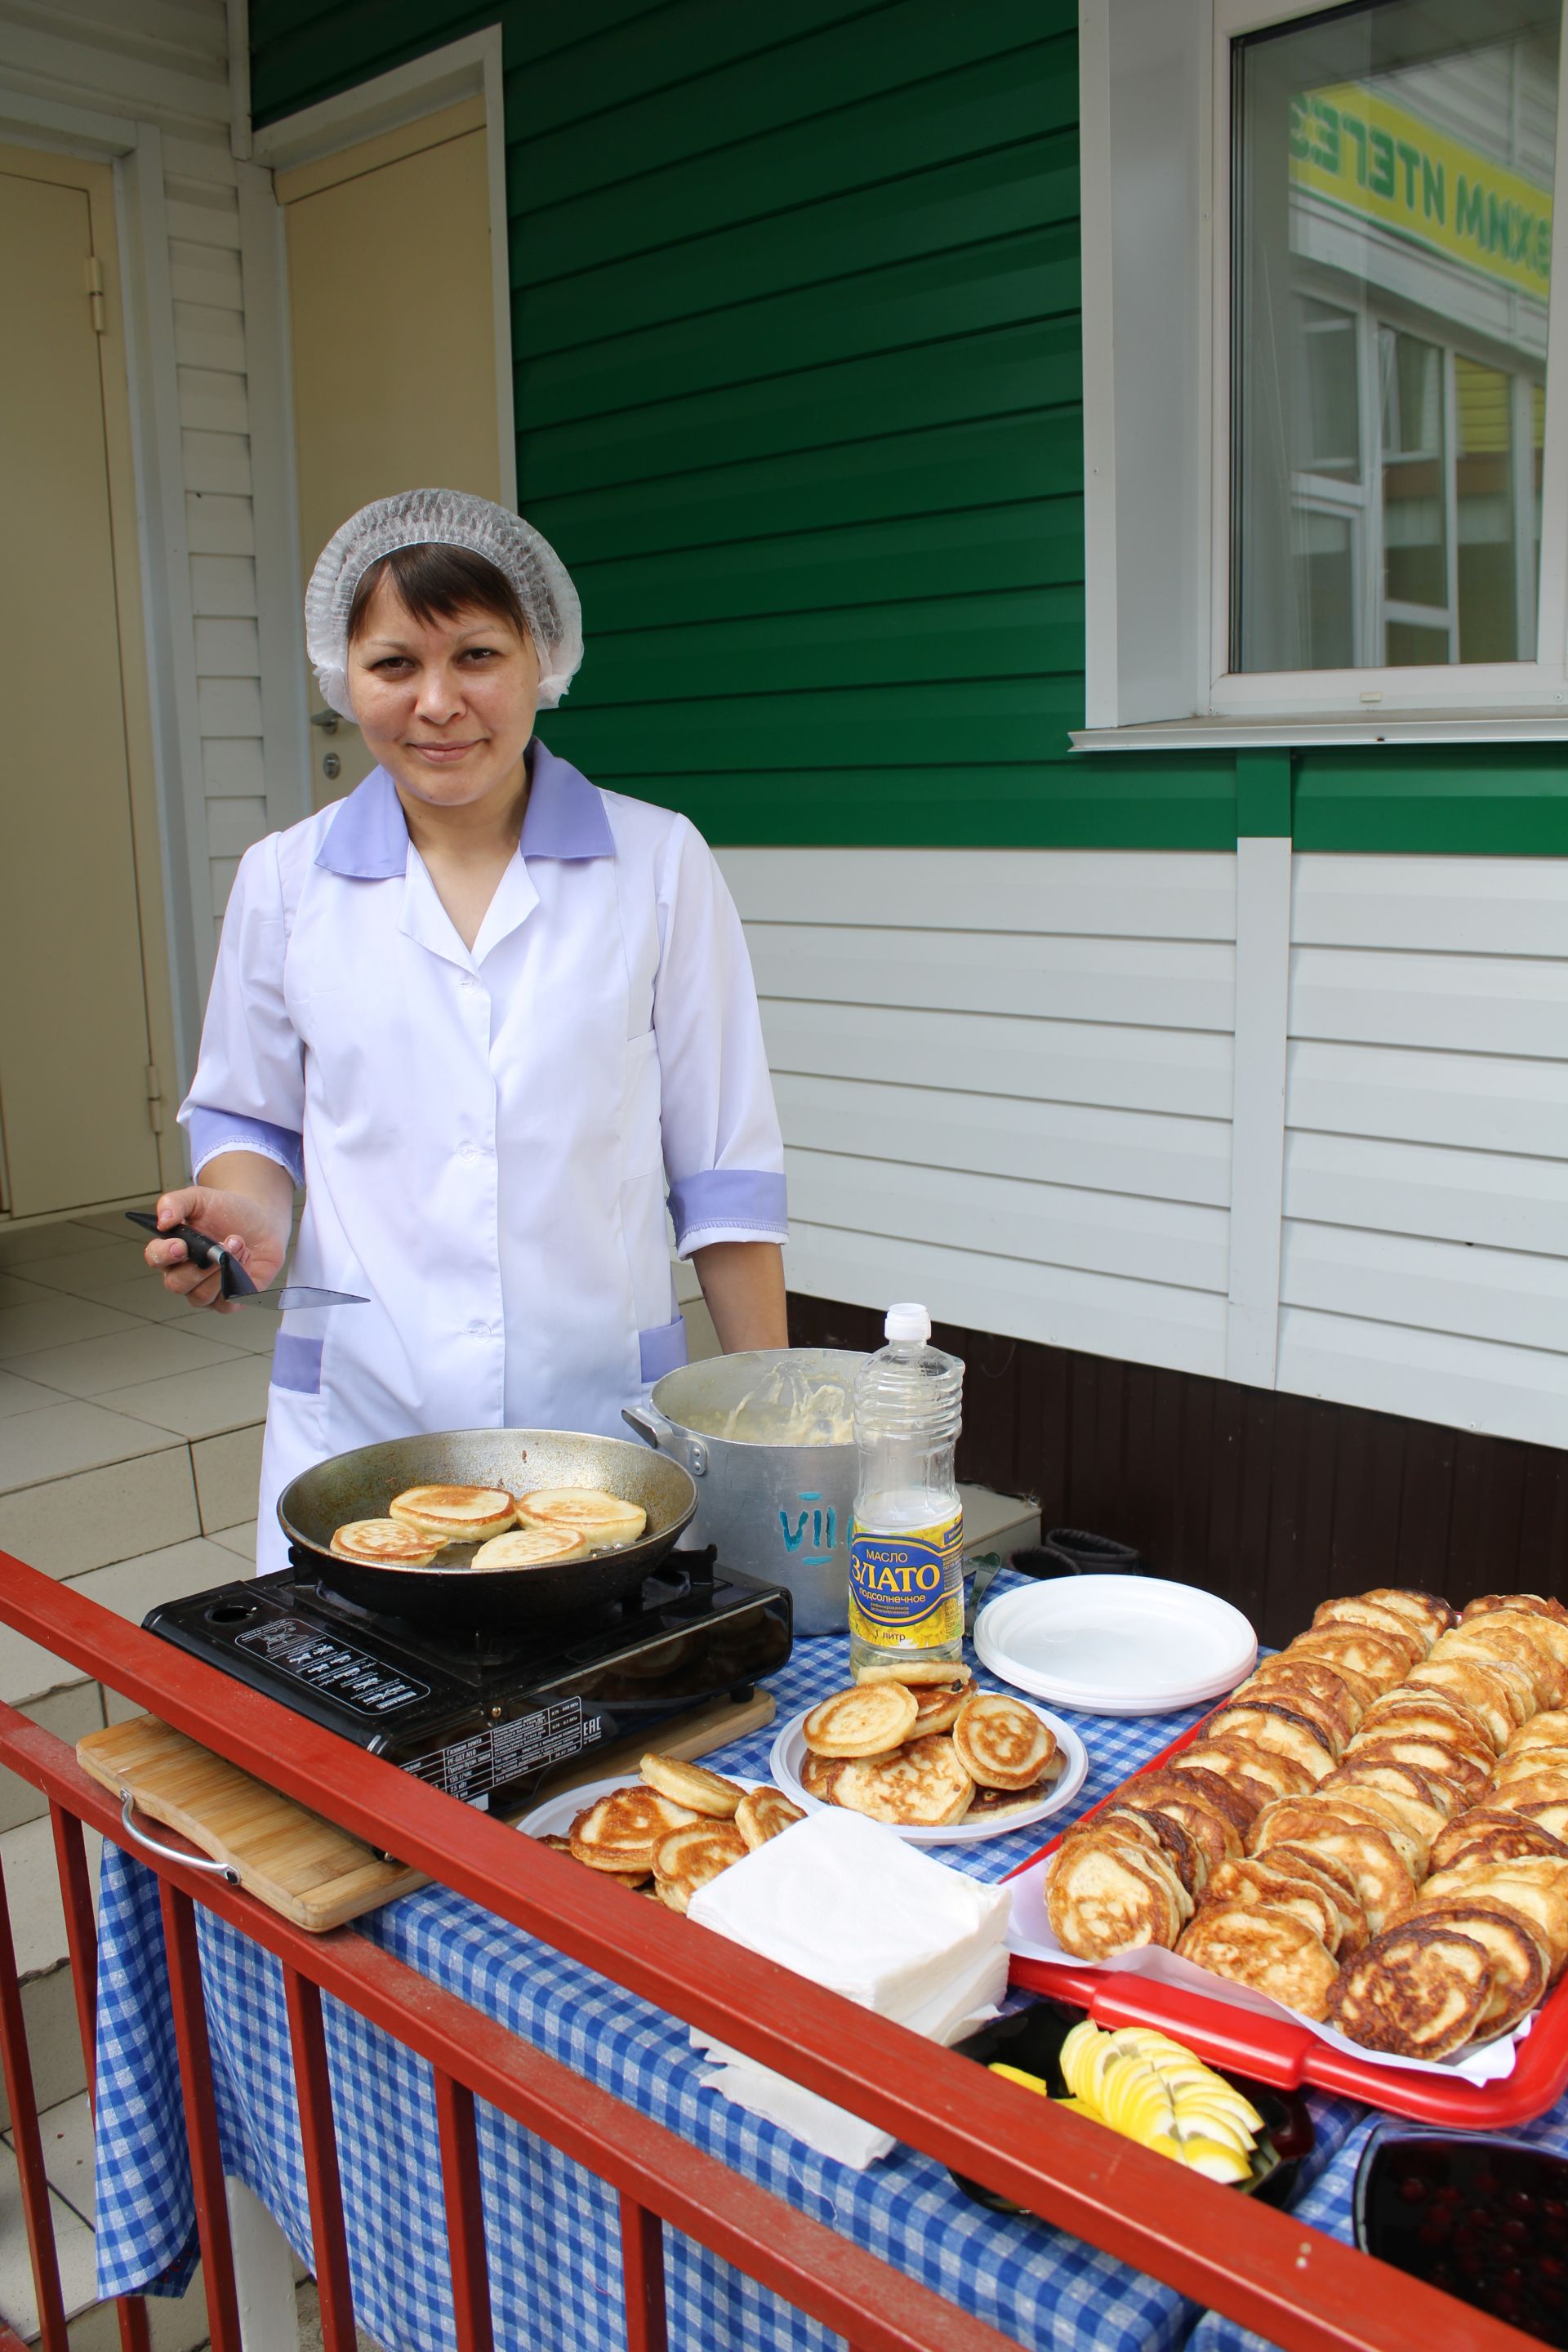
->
left=0, top=170, right=160, bottom=1216
left=285, top=118, right=502, bottom=807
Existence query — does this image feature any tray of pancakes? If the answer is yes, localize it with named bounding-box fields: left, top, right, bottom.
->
left=770, top=1663, right=1089, bottom=1844
left=520, top=1752, right=805, bottom=1911
left=1013, top=1588, right=1568, bottom=2117
left=332, top=1483, right=648, bottom=1568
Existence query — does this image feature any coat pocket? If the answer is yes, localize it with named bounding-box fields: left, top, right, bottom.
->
left=638, top=1313, right=689, bottom=1385
left=270, top=1332, right=323, bottom=1395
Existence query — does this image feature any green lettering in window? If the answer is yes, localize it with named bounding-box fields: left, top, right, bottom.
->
left=1395, top=140, right=1420, bottom=208
left=1342, top=114, right=1368, bottom=186
left=1312, top=98, right=1340, bottom=173
left=1456, top=175, right=1486, bottom=244
left=1422, top=154, right=1444, bottom=224
left=1288, top=93, right=1312, bottom=162
left=1368, top=127, right=1395, bottom=199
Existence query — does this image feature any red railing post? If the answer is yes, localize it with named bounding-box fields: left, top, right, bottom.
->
left=48, top=1802, right=153, bottom=2352
left=0, top=1852, right=69, bottom=2351
left=157, top=1882, right=243, bottom=2352
left=282, top=1968, right=357, bottom=2352
left=618, top=2191, right=669, bottom=2352
left=434, top=2070, right=496, bottom=2352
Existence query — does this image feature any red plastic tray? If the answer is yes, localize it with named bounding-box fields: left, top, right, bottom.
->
left=1004, top=1713, right=1568, bottom=2128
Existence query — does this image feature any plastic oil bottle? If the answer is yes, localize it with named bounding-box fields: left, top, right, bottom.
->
left=847, top=1304, right=965, bottom=1677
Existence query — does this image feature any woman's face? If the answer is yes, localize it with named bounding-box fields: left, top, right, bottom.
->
left=347, top=572, right=541, bottom=810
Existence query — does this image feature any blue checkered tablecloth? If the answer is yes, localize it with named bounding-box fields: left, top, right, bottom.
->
left=88, top=1575, right=1370, bottom=2352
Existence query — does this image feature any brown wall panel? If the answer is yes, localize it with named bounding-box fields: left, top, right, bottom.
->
left=787, top=1292, right=1568, bottom=1646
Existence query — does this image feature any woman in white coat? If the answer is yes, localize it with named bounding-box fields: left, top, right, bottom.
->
left=144, top=490, right=788, bottom=1575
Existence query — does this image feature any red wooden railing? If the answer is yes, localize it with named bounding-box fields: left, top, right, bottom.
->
left=0, top=1549, right=1542, bottom=2352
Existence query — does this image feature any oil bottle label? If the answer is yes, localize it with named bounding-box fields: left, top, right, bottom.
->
left=848, top=1513, right=963, bottom=1647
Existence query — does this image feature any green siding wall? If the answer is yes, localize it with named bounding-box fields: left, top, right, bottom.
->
left=251, top=0, right=1567, bottom=855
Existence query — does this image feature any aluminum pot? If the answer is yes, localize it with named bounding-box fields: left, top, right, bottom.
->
left=624, top=1348, right=866, bottom=1636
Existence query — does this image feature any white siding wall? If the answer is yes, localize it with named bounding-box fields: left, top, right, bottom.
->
left=1280, top=855, right=1568, bottom=1449
left=721, top=846, right=1568, bottom=1454
left=0, top=0, right=277, bottom=961
left=719, top=849, right=1238, bottom=1380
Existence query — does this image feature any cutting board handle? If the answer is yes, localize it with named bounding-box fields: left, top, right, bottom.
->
left=118, top=1789, right=240, bottom=1885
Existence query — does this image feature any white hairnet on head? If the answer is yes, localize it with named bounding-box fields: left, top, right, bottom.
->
left=304, top=488, right=583, bottom=719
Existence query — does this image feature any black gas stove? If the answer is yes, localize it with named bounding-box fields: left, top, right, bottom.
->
left=145, top=1552, right=791, bottom=1809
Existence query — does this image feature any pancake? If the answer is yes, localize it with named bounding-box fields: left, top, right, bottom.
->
left=1263, top=1842, right=1370, bottom=1956
left=1463, top=1592, right=1568, bottom=1627
left=1252, top=1795, right=1425, bottom=1882
left=1232, top=1662, right=1356, bottom=1748
left=1353, top=1693, right=1496, bottom=1769
left=803, top=1682, right=918, bottom=1758
left=329, top=1517, right=440, bottom=1566
left=1320, top=1760, right=1451, bottom=1842
left=1253, top=1817, right=1414, bottom=1936
left=1340, top=1736, right=1489, bottom=1805
left=1114, top=1779, right=1245, bottom=1875
left=1514, top=1799, right=1568, bottom=1841
left=907, top=1678, right=973, bottom=1737
left=473, top=1526, right=586, bottom=1568
left=1047, top=1834, right=1190, bottom=1959
left=1439, top=1622, right=1566, bottom=1710
left=800, top=1752, right=848, bottom=1802
left=1096, top=1803, right=1205, bottom=1896
left=569, top=1786, right=699, bottom=1873
left=388, top=1485, right=517, bottom=1542
left=1359, top=1588, right=1459, bottom=1641
left=951, top=1692, right=1056, bottom=1789
left=734, top=1787, right=805, bottom=1850
left=1174, top=1740, right=1307, bottom=1808
left=1285, top=1627, right=1411, bottom=1693
left=1503, top=1708, right=1568, bottom=1754
left=639, top=1753, right=743, bottom=1818
left=515, top=1487, right=648, bottom=1544
left=651, top=1820, right=747, bottom=1911
left=1484, top=1769, right=1568, bottom=1815
left=1204, top=1701, right=1334, bottom=1781
left=964, top=1776, right=1059, bottom=1818
left=1419, top=1858, right=1568, bottom=1975
left=1130, top=1764, right=1254, bottom=1846
left=1177, top=1902, right=1339, bottom=2020
left=1408, top=1901, right=1548, bottom=2038
left=1428, top=1813, right=1568, bottom=1875
left=854, top=1659, right=974, bottom=1688
left=1327, top=1922, right=1493, bottom=2058
left=1309, top=1598, right=1427, bottom=1668
left=1203, top=1855, right=1347, bottom=1954
left=1406, top=1658, right=1528, bottom=1743
left=834, top=1734, right=976, bottom=1828
left=1476, top=1609, right=1568, bottom=1677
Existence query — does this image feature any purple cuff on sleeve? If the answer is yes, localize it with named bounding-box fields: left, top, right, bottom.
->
left=187, top=1107, right=305, bottom=1187
left=666, top=1168, right=786, bottom=1253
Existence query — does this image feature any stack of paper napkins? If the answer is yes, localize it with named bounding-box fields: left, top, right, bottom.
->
left=686, top=1810, right=1012, bottom=2167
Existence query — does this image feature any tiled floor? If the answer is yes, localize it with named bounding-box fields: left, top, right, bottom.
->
left=0, top=1213, right=270, bottom=2341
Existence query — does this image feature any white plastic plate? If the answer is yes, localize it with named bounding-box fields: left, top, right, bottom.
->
left=519, top=1773, right=765, bottom=1842
left=768, top=1699, right=1087, bottom=1846
left=973, top=1574, right=1256, bottom=1716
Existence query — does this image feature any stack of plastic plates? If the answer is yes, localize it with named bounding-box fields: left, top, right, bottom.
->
left=973, top=1573, right=1257, bottom=1716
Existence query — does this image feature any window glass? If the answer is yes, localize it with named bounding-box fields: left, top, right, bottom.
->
left=1233, top=0, right=1559, bottom=675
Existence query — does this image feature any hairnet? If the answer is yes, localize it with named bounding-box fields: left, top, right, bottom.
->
left=304, top=488, right=583, bottom=719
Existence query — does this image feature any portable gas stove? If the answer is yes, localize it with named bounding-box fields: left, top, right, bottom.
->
left=145, top=1551, right=791, bottom=1809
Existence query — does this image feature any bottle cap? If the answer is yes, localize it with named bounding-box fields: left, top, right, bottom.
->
left=884, top=1302, right=931, bottom=1344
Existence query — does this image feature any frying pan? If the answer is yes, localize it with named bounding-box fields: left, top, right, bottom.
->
left=278, top=1428, right=699, bottom=1628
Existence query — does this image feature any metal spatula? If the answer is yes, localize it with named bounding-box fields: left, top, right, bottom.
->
left=123, top=1212, right=366, bottom=1309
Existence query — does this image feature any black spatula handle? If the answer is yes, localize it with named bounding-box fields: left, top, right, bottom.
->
left=123, top=1210, right=257, bottom=1298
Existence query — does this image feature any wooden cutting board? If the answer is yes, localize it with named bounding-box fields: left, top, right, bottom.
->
left=78, top=1716, right=425, bottom=1931
left=78, top=1687, right=777, bottom=1931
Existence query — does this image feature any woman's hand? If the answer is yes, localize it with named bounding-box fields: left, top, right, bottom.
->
left=142, top=1153, right=296, bottom=1312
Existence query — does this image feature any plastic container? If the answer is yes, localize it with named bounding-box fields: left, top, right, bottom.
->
left=847, top=1304, right=964, bottom=1677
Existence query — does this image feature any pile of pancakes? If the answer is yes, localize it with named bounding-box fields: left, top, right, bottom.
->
left=1048, top=1587, right=1568, bottom=2060
left=800, top=1664, right=1059, bottom=1829
left=547, top=1751, right=804, bottom=1909
left=331, top=1483, right=647, bottom=1569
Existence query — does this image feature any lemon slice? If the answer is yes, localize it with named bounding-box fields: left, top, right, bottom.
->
left=987, top=2062, right=1050, bottom=2097
left=1178, top=2136, right=1254, bottom=2184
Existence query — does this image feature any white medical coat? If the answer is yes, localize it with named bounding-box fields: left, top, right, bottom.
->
left=179, top=743, right=786, bottom=1576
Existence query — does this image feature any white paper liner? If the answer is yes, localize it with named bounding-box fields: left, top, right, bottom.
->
left=1007, top=1859, right=1535, bottom=2087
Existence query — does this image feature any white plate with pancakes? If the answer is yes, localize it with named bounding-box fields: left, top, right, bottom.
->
left=974, top=1575, right=1258, bottom=1715
left=770, top=1694, right=1087, bottom=1846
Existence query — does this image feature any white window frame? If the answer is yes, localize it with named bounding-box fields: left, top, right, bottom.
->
left=1076, top=0, right=1568, bottom=748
